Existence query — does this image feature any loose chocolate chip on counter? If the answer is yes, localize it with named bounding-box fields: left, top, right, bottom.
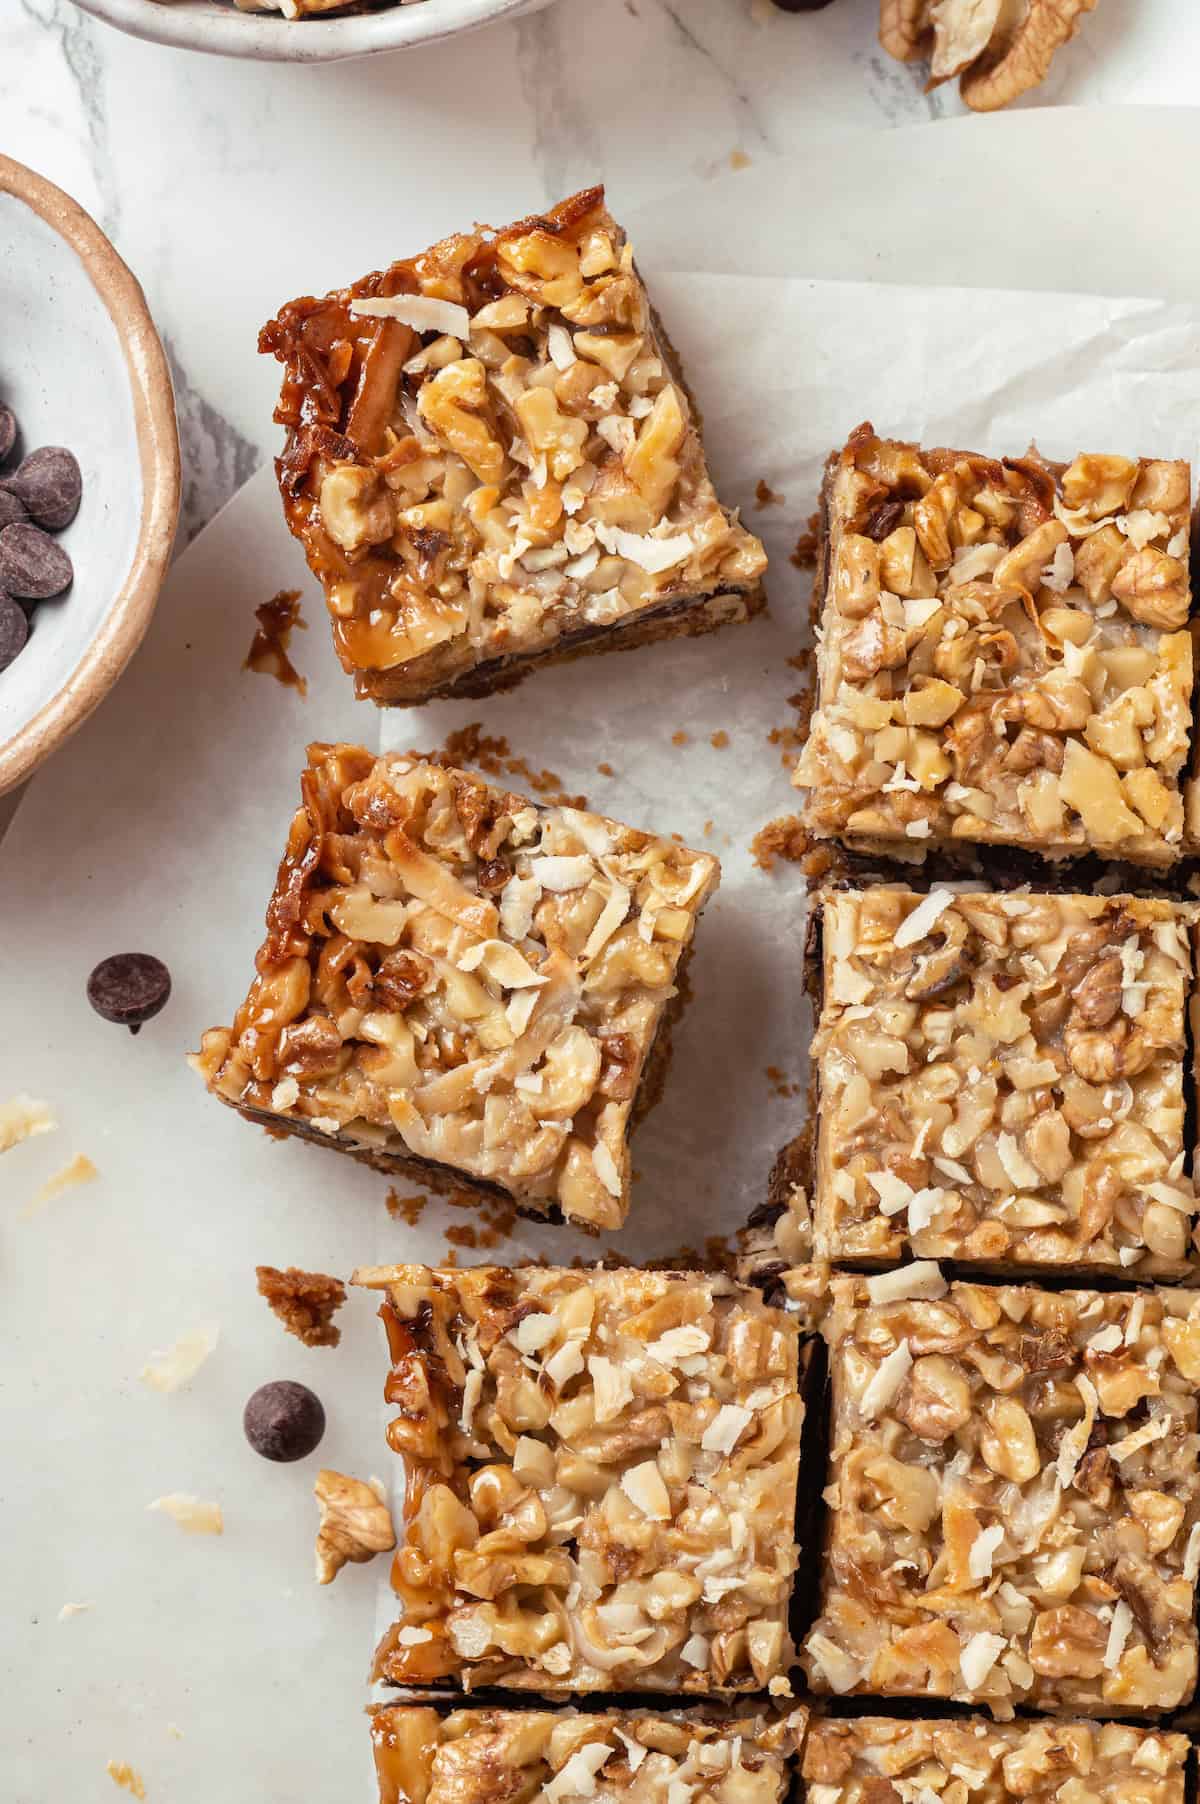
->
left=86, top=953, right=172, bottom=1033
left=3, top=446, right=83, bottom=531
left=771, top=0, right=838, bottom=8
left=0, top=523, right=73, bottom=600
left=0, top=594, right=29, bottom=673
left=0, top=403, right=17, bottom=466
left=244, top=1381, right=326, bottom=1463
left=0, top=491, right=28, bottom=531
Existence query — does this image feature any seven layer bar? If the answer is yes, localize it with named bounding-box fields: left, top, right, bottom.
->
left=353, top=1263, right=805, bottom=1694
left=370, top=1706, right=807, bottom=1804
left=795, top=427, right=1194, bottom=866
left=801, top=1717, right=1188, bottom=1804
left=193, top=747, right=718, bottom=1233
left=260, top=186, right=766, bottom=706
left=805, top=886, right=1199, bottom=1276
left=801, top=1270, right=1200, bottom=1714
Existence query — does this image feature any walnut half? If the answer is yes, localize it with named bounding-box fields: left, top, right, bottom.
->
left=880, top=0, right=1098, bottom=112
left=314, top=1469, right=396, bottom=1585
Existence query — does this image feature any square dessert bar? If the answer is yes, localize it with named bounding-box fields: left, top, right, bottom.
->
left=809, top=886, right=1198, bottom=1276
left=259, top=185, right=766, bottom=705
left=804, top=1271, right=1200, bottom=1714
left=353, top=1263, right=805, bottom=1693
left=371, top=1705, right=806, bottom=1804
left=802, top=1718, right=1188, bottom=1804
left=796, top=426, right=1194, bottom=865
left=194, top=747, right=718, bottom=1233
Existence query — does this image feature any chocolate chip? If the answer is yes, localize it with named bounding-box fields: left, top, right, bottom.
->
left=770, top=0, right=837, bottom=8
left=0, top=491, right=28, bottom=531
left=0, top=404, right=17, bottom=466
left=0, top=523, right=73, bottom=600
left=86, top=953, right=172, bottom=1032
left=243, top=1380, right=326, bottom=1463
left=864, top=499, right=906, bottom=542
left=0, top=594, right=29, bottom=673
left=3, top=446, right=82, bottom=531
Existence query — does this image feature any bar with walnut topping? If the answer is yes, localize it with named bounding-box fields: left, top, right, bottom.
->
left=259, top=186, right=766, bottom=706
left=193, top=747, right=718, bottom=1234
left=371, top=1705, right=807, bottom=1804
left=795, top=426, right=1194, bottom=866
left=802, top=1716, right=1188, bottom=1804
left=353, top=1263, right=806, bottom=1694
left=802, top=1270, right=1200, bottom=1714
left=805, top=886, right=1198, bottom=1277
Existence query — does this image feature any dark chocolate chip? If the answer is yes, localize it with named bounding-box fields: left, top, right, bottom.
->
left=864, top=499, right=906, bottom=542
left=0, top=594, right=29, bottom=673
left=243, top=1380, right=326, bottom=1463
left=86, top=952, right=172, bottom=1032
left=0, top=404, right=16, bottom=466
left=0, top=523, right=73, bottom=600
left=3, top=445, right=82, bottom=530
left=0, top=490, right=28, bottom=531
left=770, top=0, right=837, bottom=8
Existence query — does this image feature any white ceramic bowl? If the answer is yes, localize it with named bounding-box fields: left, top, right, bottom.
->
left=71, top=0, right=544, bottom=63
left=0, top=157, right=180, bottom=797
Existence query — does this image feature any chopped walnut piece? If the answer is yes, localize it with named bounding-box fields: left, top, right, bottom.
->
left=195, top=748, right=717, bottom=1234
left=354, top=1263, right=805, bottom=1693
left=260, top=187, right=765, bottom=708
left=804, top=1276, right=1200, bottom=1714
left=808, top=886, right=1198, bottom=1276
left=804, top=1717, right=1188, bottom=1804
left=256, top=1265, right=346, bottom=1349
left=797, top=427, right=1194, bottom=867
left=314, top=1468, right=396, bottom=1585
left=370, top=1704, right=807, bottom=1804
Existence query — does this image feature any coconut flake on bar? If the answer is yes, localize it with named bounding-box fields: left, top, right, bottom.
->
left=959, top=1630, right=1006, bottom=1689
left=893, top=888, right=955, bottom=949
left=701, top=1403, right=753, bottom=1454
left=1104, top=1599, right=1133, bottom=1670
left=860, top=1339, right=913, bottom=1420
left=594, top=523, right=695, bottom=573
left=866, top=1261, right=947, bottom=1304
left=350, top=295, right=471, bottom=338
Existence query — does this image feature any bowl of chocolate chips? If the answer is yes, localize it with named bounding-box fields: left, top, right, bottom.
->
left=0, top=155, right=179, bottom=796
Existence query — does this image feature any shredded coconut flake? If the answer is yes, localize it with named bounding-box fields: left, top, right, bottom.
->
left=350, top=294, right=470, bottom=338
left=700, top=1403, right=753, bottom=1455
left=140, top=1322, right=220, bottom=1394
left=866, top=1262, right=947, bottom=1304
left=529, top=855, right=594, bottom=893
left=968, top=1522, right=1005, bottom=1582
left=861, top=1339, right=913, bottom=1419
left=58, top=1600, right=95, bottom=1620
left=893, top=888, right=956, bottom=950
left=545, top=1743, right=614, bottom=1801
left=0, top=1093, right=57, bottom=1152
left=1105, top=1599, right=1133, bottom=1670
left=591, top=1141, right=623, bottom=1198
left=959, top=1630, right=1006, bottom=1689
left=22, top=1152, right=97, bottom=1218
left=621, top=1460, right=671, bottom=1520
left=147, top=1493, right=223, bottom=1535
left=594, top=523, right=695, bottom=574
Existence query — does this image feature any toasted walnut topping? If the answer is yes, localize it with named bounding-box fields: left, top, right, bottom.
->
left=354, top=1264, right=804, bottom=1694
left=803, top=1716, right=1187, bottom=1804
left=196, top=749, right=717, bottom=1234
left=809, top=887, right=1198, bottom=1275
left=256, top=1265, right=346, bottom=1349
left=314, top=1468, right=396, bottom=1585
left=260, top=187, right=766, bottom=707
left=370, top=1704, right=807, bottom=1804
left=797, top=429, right=1193, bottom=867
left=804, top=1277, right=1200, bottom=1714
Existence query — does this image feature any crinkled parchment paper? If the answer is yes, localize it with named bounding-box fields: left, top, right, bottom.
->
left=3, top=276, right=1200, bottom=1798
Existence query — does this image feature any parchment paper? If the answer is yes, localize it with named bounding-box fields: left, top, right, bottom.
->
left=5, top=276, right=1200, bottom=1801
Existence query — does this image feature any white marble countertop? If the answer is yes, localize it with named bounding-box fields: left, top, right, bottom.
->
left=3, top=0, right=1199, bottom=540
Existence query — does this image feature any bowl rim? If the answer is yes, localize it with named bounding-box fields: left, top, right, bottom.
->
left=69, top=0, right=537, bottom=64
left=0, top=155, right=181, bottom=798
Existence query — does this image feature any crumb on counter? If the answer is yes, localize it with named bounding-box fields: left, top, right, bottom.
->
left=755, top=479, right=784, bottom=508
left=106, top=1762, right=147, bottom=1798
left=140, top=1322, right=220, bottom=1394
left=21, top=1152, right=97, bottom=1218
left=751, top=815, right=809, bottom=872
left=243, top=588, right=308, bottom=695
left=256, top=1264, right=346, bottom=1349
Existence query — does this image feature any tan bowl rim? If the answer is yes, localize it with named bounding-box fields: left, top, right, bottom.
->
left=0, top=154, right=181, bottom=797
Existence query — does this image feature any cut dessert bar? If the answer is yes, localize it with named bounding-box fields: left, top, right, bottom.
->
left=260, top=185, right=766, bottom=705
left=796, top=425, right=1194, bottom=865
left=194, top=747, right=718, bottom=1233
left=804, top=1271, right=1200, bottom=1714
left=371, top=1705, right=807, bottom=1804
left=809, top=886, right=1198, bottom=1275
left=802, top=1717, right=1188, bottom=1804
left=353, top=1263, right=805, bottom=1693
